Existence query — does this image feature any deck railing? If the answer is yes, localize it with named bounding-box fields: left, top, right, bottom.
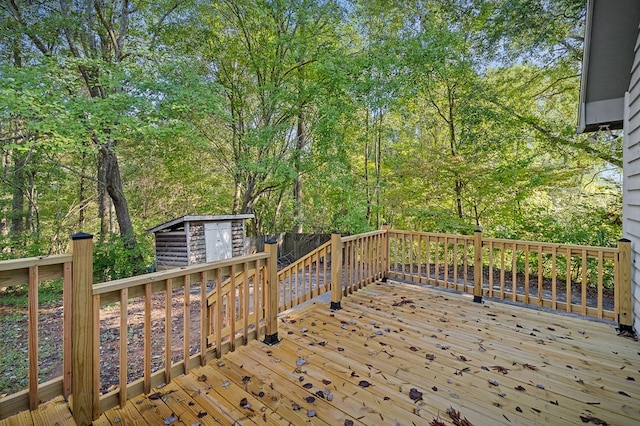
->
left=386, top=230, right=631, bottom=323
left=0, top=254, right=72, bottom=417
left=275, top=239, right=332, bottom=311
left=0, top=228, right=633, bottom=423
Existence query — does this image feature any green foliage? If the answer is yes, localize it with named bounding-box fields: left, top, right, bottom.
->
left=0, top=0, right=623, bottom=269
left=93, top=234, right=155, bottom=282
left=0, top=279, right=63, bottom=308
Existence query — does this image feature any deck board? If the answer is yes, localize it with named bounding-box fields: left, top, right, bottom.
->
left=3, top=280, right=639, bottom=425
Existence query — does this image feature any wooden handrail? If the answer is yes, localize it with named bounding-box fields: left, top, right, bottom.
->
left=92, top=253, right=269, bottom=295
left=341, top=229, right=386, bottom=242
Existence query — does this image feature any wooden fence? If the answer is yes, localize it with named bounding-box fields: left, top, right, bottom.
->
left=245, top=233, right=331, bottom=264
left=0, top=228, right=632, bottom=423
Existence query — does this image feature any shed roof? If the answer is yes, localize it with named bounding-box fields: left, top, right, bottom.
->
left=578, top=0, right=640, bottom=133
left=146, top=214, right=255, bottom=233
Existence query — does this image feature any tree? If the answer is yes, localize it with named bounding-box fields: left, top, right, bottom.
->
left=1, top=0, right=188, bottom=270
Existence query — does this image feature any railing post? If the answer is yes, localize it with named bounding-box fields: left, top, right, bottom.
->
left=263, top=238, right=280, bottom=345
left=381, top=224, right=390, bottom=282
left=618, top=238, right=633, bottom=332
left=330, top=231, right=343, bottom=310
left=473, top=229, right=483, bottom=303
left=70, top=232, right=95, bottom=425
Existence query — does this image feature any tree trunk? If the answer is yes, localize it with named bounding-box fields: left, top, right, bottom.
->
left=10, top=152, right=25, bottom=237
left=79, top=151, right=86, bottom=228
left=364, top=110, right=372, bottom=224
left=292, top=111, right=305, bottom=233
left=447, top=85, right=464, bottom=220
left=100, top=142, right=145, bottom=273
left=97, top=152, right=110, bottom=241
left=375, top=112, right=382, bottom=229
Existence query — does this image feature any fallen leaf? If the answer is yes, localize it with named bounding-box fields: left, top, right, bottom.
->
left=322, top=379, right=332, bottom=385
left=163, top=414, right=177, bottom=425
left=358, top=380, right=371, bottom=388
left=426, top=354, right=436, bottom=361
left=197, top=374, right=207, bottom=382
left=515, top=385, right=526, bottom=391
left=579, top=414, right=609, bottom=425
left=303, top=383, right=313, bottom=389
left=196, top=412, right=207, bottom=418
left=305, top=396, right=316, bottom=403
left=409, top=388, right=423, bottom=401
left=446, top=407, right=473, bottom=426
left=392, top=299, right=415, bottom=306
left=239, top=398, right=250, bottom=408
left=618, top=391, right=631, bottom=397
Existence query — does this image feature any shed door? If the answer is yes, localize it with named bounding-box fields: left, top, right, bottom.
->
left=205, top=222, right=232, bottom=262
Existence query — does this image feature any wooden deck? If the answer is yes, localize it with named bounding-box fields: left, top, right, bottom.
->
left=4, top=280, right=640, bottom=425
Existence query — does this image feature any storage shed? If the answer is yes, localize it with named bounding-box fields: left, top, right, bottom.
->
left=147, top=214, right=254, bottom=270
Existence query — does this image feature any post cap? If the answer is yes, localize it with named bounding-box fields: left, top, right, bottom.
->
left=474, top=229, right=482, bottom=233
left=71, top=232, right=94, bottom=240
left=619, top=238, right=631, bottom=243
left=265, top=237, right=277, bottom=244
left=332, top=230, right=341, bottom=235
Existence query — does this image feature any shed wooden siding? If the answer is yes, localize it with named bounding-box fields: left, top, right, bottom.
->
left=623, top=23, right=640, bottom=334
left=189, top=223, right=206, bottom=264
left=186, top=221, right=243, bottom=262
left=150, top=215, right=252, bottom=270
left=155, top=231, right=188, bottom=268
left=232, top=221, right=245, bottom=257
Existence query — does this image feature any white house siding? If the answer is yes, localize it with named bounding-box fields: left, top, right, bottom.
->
left=623, top=24, right=640, bottom=333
